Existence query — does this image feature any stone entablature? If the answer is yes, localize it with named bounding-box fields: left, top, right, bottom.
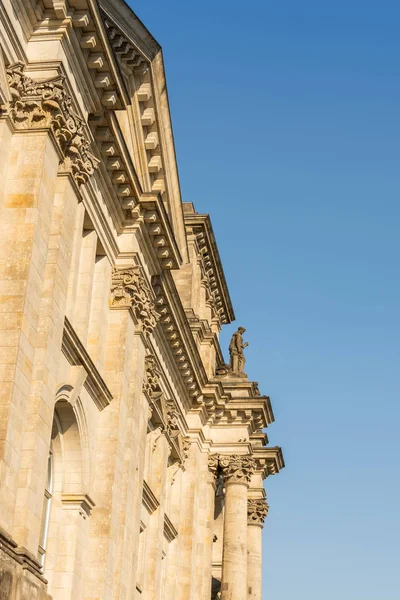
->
left=183, top=202, right=235, bottom=328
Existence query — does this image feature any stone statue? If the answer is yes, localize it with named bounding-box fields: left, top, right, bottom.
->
left=229, top=327, right=248, bottom=374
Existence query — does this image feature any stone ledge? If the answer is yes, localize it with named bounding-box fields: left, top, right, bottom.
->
left=142, top=480, right=160, bottom=514
left=163, top=514, right=178, bottom=543
left=62, top=317, right=113, bottom=411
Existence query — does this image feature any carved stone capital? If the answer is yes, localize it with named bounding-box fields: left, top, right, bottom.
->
left=207, top=454, right=219, bottom=485
left=142, top=354, right=162, bottom=401
left=110, top=267, right=159, bottom=335
left=165, top=398, right=180, bottom=438
left=6, top=64, right=98, bottom=185
left=247, top=498, right=269, bottom=527
left=219, top=454, right=256, bottom=487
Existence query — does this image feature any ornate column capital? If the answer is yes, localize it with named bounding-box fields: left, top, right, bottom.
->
left=5, top=63, right=99, bottom=185
left=247, top=498, right=269, bottom=527
left=219, top=454, right=256, bottom=487
left=110, top=267, right=159, bottom=335
left=207, top=454, right=219, bottom=486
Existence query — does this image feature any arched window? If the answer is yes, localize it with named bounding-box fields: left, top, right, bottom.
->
left=40, top=396, right=92, bottom=599
left=38, top=448, right=53, bottom=566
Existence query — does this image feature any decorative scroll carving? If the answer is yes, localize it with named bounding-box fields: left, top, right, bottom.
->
left=110, top=267, right=159, bottom=335
left=247, top=498, right=269, bottom=526
left=6, top=64, right=98, bottom=185
left=165, top=399, right=179, bottom=437
left=219, top=454, right=256, bottom=486
left=208, top=454, right=219, bottom=485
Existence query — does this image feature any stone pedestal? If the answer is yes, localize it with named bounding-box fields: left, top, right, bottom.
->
left=247, top=499, right=269, bottom=600
left=219, top=455, right=255, bottom=600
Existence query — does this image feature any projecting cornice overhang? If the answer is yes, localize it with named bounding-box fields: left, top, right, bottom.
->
left=98, top=0, right=161, bottom=62
left=99, top=0, right=160, bottom=65
left=152, top=272, right=207, bottom=407
left=134, top=193, right=182, bottom=270
left=183, top=203, right=235, bottom=326
left=99, top=0, right=189, bottom=263
left=252, top=446, right=285, bottom=477
left=212, top=397, right=274, bottom=433
left=22, top=0, right=130, bottom=113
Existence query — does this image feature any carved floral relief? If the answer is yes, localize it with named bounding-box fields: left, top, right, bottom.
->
left=6, top=64, right=98, bottom=185
left=247, top=498, right=269, bottom=526
left=219, top=454, right=256, bottom=486
left=110, top=267, right=159, bottom=335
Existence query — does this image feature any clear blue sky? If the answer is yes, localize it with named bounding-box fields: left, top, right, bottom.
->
left=131, top=2, right=400, bottom=598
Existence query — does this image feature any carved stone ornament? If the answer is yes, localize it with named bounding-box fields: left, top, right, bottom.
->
left=6, top=64, right=99, bottom=185
left=208, top=454, right=219, bottom=484
left=110, top=267, right=159, bottom=335
left=247, top=498, right=269, bottom=526
left=219, top=454, right=256, bottom=486
left=142, top=354, right=162, bottom=401
left=182, top=438, right=191, bottom=463
left=165, top=399, right=180, bottom=437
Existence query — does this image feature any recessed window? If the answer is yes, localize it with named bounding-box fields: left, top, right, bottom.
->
left=38, top=450, right=53, bottom=567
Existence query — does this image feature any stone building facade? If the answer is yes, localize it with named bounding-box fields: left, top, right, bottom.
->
left=0, top=0, right=284, bottom=599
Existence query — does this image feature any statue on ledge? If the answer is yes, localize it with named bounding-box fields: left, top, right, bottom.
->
left=229, top=326, right=248, bottom=374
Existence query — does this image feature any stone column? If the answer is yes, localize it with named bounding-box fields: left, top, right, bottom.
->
left=247, top=498, right=269, bottom=600
left=202, top=454, right=218, bottom=600
left=220, top=455, right=256, bottom=600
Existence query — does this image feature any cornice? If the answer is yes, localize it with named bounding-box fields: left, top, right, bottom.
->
left=89, top=114, right=182, bottom=271
left=183, top=204, right=235, bottom=326
left=252, top=446, right=285, bottom=477
left=132, top=193, right=182, bottom=269
left=250, top=430, right=269, bottom=447
left=99, top=1, right=188, bottom=263
left=98, top=0, right=160, bottom=62
left=27, top=0, right=129, bottom=111
left=62, top=317, right=113, bottom=410
left=211, top=397, right=274, bottom=433
left=152, top=272, right=207, bottom=407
